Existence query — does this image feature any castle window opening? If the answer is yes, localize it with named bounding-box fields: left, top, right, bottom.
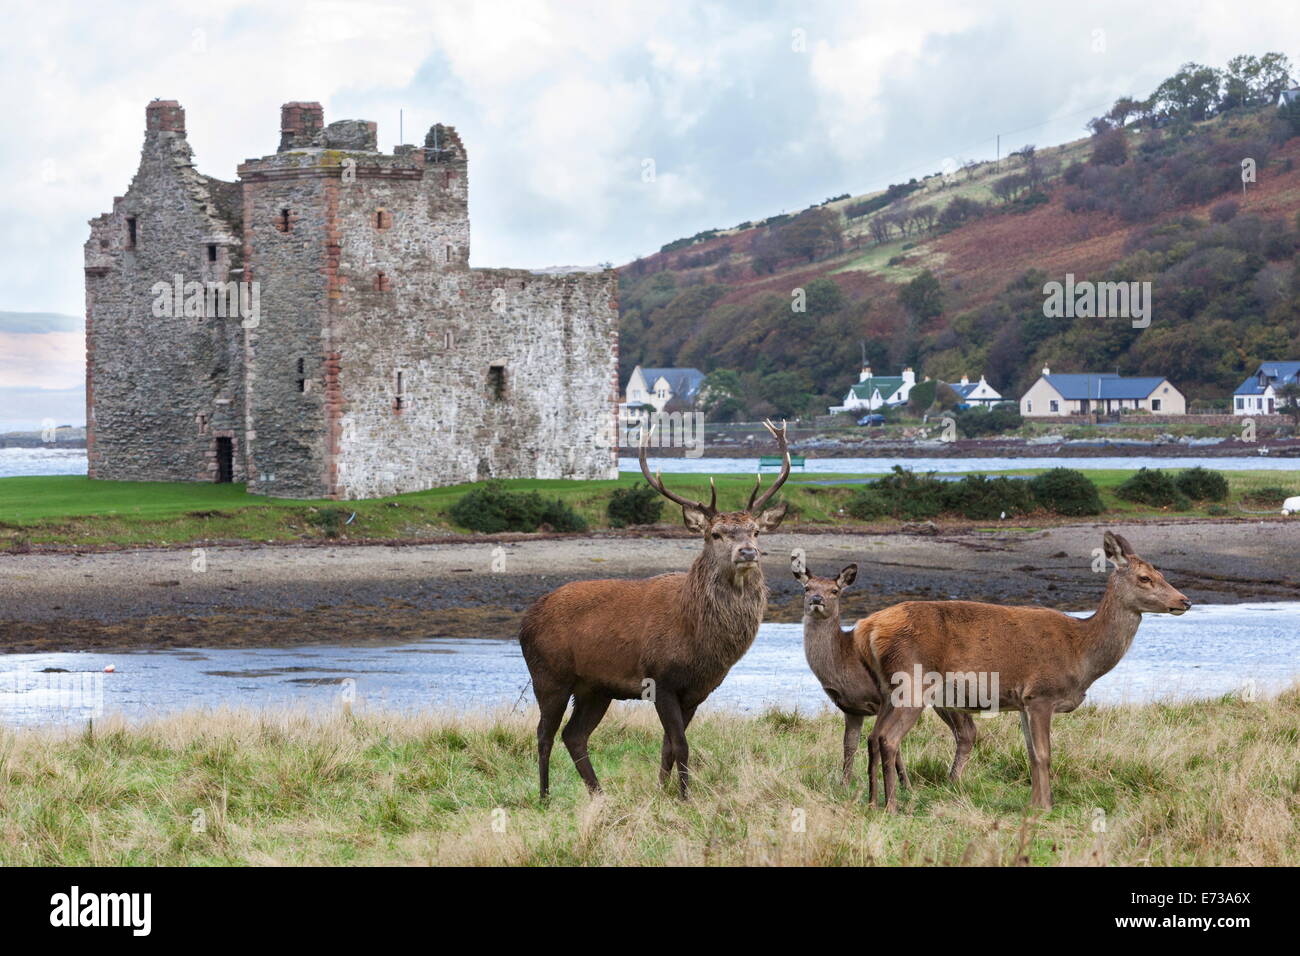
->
left=394, top=370, right=404, bottom=411
left=126, top=217, right=137, bottom=248
left=489, top=365, right=506, bottom=401
left=208, top=244, right=218, bottom=262
left=296, top=357, right=306, bottom=393
left=278, top=208, right=291, bottom=232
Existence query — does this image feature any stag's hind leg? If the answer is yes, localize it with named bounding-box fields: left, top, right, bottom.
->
left=563, top=692, right=612, bottom=794
left=534, top=682, right=570, bottom=800
left=936, top=708, right=978, bottom=781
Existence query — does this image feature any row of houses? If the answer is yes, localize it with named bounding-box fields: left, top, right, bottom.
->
left=621, top=361, right=1300, bottom=418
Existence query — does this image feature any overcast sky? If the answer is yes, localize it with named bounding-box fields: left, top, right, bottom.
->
left=3, top=0, right=1299, bottom=318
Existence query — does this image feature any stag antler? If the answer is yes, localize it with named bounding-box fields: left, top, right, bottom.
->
left=747, top=419, right=790, bottom=513
left=638, top=421, right=717, bottom=516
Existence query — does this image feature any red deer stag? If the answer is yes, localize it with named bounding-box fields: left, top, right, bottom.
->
left=793, top=555, right=977, bottom=787
left=858, top=532, right=1189, bottom=811
left=519, top=419, right=792, bottom=798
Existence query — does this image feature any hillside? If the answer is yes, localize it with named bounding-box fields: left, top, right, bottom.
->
left=617, top=64, right=1300, bottom=420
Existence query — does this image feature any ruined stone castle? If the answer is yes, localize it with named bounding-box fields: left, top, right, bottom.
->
left=85, top=100, right=619, bottom=499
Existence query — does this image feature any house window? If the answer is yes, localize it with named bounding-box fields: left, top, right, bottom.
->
left=489, top=365, right=506, bottom=401
left=1235, top=397, right=1244, bottom=410
left=296, top=358, right=306, bottom=393
left=207, top=244, right=218, bottom=262
left=1151, top=399, right=1162, bottom=411
left=126, top=216, right=137, bottom=249
left=1049, top=400, right=1059, bottom=412
left=1026, top=401, right=1033, bottom=413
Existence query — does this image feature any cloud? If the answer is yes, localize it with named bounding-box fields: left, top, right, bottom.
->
left=3, top=0, right=1298, bottom=323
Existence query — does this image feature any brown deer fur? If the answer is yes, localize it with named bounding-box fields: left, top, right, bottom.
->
left=857, top=532, right=1190, bottom=811
left=793, top=556, right=977, bottom=788
left=519, top=420, right=791, bottom=798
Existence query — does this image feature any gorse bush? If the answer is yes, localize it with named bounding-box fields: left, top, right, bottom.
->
left=955, top=403, right=1022, bottom=437
left=450, top=481, right=587, bottom=533
left=1174, top=467, right=1229, bottom=502
left=1116, top=469, right=1189, bottom=509
left=939, top=474, right=1036, bottom=520
left=846, top=468, right=1035, bottom=521
left=606, top=483, right=664, bottom=527
left=1029, top=469, right=1104, bottom=516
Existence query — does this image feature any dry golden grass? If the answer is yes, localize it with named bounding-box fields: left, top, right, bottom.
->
left=0, top=689, right=1296, bottom=866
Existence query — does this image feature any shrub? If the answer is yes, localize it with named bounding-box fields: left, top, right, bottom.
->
left=1242, top=485, right=1294, bottom=507
left=955, top=403, right=1022, bottom=437
left=307, top=507, right=349, bottom=538
left=606, top=483, right=664, bottom=528
left=846, top=467, right=946, bottom=520
left=449, top=481, right=587, bottom=533
left=1116, top=468, right=1189, bottom=509
left=1174, top=467, right=1228, bottom=502
left=940, top=474, right=1035, bottom=520
left=1029, top=468, right=1104, bottom=516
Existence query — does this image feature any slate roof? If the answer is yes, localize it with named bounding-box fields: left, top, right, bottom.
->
left=1042, top=373, right=1168, bottom=400
left=640, top=367, right=705, bottom=401
left=1234, top=361, right=1300, bottom=396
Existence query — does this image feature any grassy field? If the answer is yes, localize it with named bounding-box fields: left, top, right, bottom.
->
left=1, top=692, right=1296, bottom=865
left=0, top=467, right=1295, bottom=549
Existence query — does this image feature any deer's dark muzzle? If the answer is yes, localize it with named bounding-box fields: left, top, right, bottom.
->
left=735, top=547, right=759, bottom=565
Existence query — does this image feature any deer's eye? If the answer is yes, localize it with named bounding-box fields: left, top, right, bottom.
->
left=711, top=532, right=721, bottom=540
left=831, top=589, right=839, bottom=595
left=1138, top=575, right=1151, bottom=584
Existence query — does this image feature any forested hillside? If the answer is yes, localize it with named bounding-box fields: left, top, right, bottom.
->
left=617, top=54, right=1300, bottom=420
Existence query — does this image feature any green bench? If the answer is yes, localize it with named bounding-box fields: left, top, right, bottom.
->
left=759, top=455, right=805, bottom=470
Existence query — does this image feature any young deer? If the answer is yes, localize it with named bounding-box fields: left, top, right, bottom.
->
left=793, top=556, right=977, bottom=787
left=519, top=420, right=791, bottom=799
left=859, top=532, right=1190, bottom=811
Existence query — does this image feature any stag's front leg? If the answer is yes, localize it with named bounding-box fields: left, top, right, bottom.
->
left=654, top=691, right=691, bottom=798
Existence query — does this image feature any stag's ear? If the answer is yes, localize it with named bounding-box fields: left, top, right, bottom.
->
left=837, top=564, right=858, bottom=588
left=757, top=501, right=788, bottom=532
left=1103, top=531, right=1129, bottom=569
left=682, top=505, right=712, bottom=534
left=790, top=550, right=809, bottom=583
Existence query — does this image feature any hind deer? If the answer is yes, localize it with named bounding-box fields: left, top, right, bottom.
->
left=793, top=555, right=977, bottom=788
left=858, top=531, right=1190, bottom=811
left=519, top=419, right=791, bottom=799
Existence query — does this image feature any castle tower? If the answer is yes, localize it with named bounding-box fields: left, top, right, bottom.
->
left=85, top=100, right=246, bottom=483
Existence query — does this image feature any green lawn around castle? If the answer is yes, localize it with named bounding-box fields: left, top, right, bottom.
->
left=0, top=467, right=1294, bottom=550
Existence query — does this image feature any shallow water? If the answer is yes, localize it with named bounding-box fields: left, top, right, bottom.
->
left=625, top=455, right=1300, bottom=474
left=3, top=449, right=1300, bottom=480
left=2, top=603, right=1296, bottom=727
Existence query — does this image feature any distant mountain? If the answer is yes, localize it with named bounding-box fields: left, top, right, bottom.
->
left=0, top=311, right=82, bottom=333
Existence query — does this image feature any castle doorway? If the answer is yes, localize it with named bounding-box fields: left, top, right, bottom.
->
left=216, top=437, right=234, bottom=483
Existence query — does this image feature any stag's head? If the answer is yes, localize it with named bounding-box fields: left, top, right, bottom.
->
left=791, top=554, right=857, bottom=620
left=1103, top=531, right=1191, bottom=615
left=639, top=419, right=791, bottom=575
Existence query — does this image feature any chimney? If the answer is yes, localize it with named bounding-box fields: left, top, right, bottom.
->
left=859, top=365, right=872, bottom=382
left=279, top=101, right=324, bottom=151
left=1042, top=365, right=1051, bottom=377
left=145, top=99, right=185, bottom=134
left=960, top=374, right=969, bottom=386
left=902, top=367, right=916, bottom=385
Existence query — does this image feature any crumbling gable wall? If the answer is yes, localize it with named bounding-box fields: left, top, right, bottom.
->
left=85, top=100, right=246, bottom=483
